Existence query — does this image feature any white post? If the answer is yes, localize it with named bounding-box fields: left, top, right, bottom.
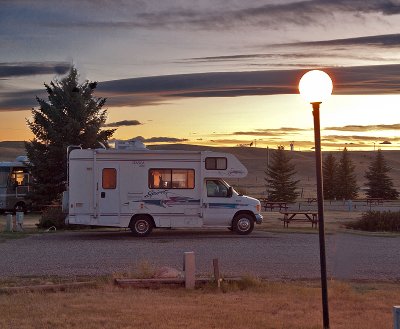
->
left=15, top=211, right=24, bottom=231
left=394, top=306, right=400, bottom=329
left=5, top=213, right=13, bottom=232
left=184, top=252, right=195, bottom=289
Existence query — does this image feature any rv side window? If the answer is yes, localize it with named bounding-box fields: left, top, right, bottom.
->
left=206, top=180, right=229, bottom=198
left=0, top=167, right=9, bottom=187
left=149, top=169, right=195, bottom=189
left=205, top=157, right=227, bottom=170
left=102, top=168, right=117, bottom=189
left=10, top=167, right=27, bottom=186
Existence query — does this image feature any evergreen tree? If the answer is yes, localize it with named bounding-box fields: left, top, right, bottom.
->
left=265, top=146, right=299, bottom=202
left=336, top=148, right=358, bottom=199
left=323, top=153, right=338, bottom=200
left=365, top=149, right=399, bottom=199
left=26, top=67, right=115, bottom=205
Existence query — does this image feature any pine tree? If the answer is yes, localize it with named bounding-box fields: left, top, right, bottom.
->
left=265, top=146, right=299, bottom=202
left=336, top=148, right=358, bottom=200
left=25, top=67, right=115, bottom=205
left=323, top=153, right=338, bottom=200
left=365, top=149, right=399, bottom=199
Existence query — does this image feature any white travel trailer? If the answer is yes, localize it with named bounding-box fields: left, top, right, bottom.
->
left=64, top=142, right=263, bottom=236
left=0, top=156, right=31, bottom=213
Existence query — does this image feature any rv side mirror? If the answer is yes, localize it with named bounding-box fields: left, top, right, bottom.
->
left=227, top=186, right=233, bottom=198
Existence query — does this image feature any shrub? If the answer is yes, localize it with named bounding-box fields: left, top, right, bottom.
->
left=346, top=211, right=400, bottom=232
left=37, top=206, right=67, bottom=229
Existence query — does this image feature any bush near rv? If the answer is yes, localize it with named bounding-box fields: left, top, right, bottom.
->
left=346, top=210, right=400, bottom=232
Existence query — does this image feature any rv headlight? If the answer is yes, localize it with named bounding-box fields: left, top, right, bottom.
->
left=256, top=204, right=261, bottom=213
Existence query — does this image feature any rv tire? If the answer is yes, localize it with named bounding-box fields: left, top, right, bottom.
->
left=232, top=213, right=254, bottom=235
left=130, top=216, right=153, bottom=237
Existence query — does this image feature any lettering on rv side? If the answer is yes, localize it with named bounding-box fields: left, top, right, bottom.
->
left=144, top=190, right=169, bottom=198
left=132, top=161, right=145, bottom=167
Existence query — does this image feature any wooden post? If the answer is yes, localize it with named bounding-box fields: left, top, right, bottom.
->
left=213, top=258, right=221, bottom=288
left=184, top=252, right=195, bottom=289
left=394, top=306, right=400, bottom=329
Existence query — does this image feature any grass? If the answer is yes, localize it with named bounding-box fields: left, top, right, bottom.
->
left=258, top=210, right=362, bottom=234
left=2, top=210, right=400, bottom=238
left=0, top=278, right=399, bottom=328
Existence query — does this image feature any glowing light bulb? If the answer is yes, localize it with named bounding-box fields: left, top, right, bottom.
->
left=299, top=70, right=333, bottom=103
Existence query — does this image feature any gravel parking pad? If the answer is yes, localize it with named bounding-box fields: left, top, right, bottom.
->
left=0, top=230, right=399, bottom=280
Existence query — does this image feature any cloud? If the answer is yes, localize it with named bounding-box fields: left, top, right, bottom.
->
left=0, top=62, right=71, bottom=78
left=323, top=135, right=400, bottom=143
left=278, top=33, right=400, bottom=48
left=325, top=124, right=400, bottom=132
left=220, top=127, right=312, bottom=137
left=130, top=136, right=188, bottom=143
left=98, top=63, right=400, bottom=100
left=2, top=64, right=400, bottom=111
left=41, top=1, right=400, bottom=30
left=103, top=120, right=142, bottom=128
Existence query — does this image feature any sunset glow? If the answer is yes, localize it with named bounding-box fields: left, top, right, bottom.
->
left=0, top=1, right=399, bottom=150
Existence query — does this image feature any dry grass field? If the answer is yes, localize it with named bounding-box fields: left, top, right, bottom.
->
left=150, top=143, right=400, bottom=198
left=0, top=278, right=399, bottom=329
left=0, top=141, right=26, bottom=161
left=2, top=141, right=400, bottom=198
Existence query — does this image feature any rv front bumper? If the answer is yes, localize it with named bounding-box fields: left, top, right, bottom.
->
left=255, top=213, right=263, bottom=224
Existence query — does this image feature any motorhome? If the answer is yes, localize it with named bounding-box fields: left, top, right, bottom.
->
left=64, top=141, right=263, bottom=236
left=0, top=156, right=31, bottom=213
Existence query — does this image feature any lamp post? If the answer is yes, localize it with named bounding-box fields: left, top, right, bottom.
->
left=299, top=70, right=333, bottom=329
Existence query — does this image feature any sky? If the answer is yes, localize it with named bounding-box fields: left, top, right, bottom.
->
left=1, top=0, right=400, bottom=150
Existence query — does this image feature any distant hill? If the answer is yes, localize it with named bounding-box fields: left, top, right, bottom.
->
left=1, top=141, right=399, bottom=198
left=150, top=144, right=400, bottom=198
left=0, top=141, right=26, bottom=161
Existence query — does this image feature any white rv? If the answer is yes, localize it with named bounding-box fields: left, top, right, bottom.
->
left=64, top=142, right=263, bottom=236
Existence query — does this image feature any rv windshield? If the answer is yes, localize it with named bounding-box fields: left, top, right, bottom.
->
left=0, top=167, right=10, bottom=187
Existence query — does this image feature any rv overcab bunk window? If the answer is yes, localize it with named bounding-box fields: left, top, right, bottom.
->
left=205, top=157, right=227, bottom=170
left=149, top=169, right=195, bottom=189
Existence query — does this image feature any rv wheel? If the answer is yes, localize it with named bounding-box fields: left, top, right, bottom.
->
left=130, top=216, right=153, bottom=237
left=232, top=214, right=254, bottom=235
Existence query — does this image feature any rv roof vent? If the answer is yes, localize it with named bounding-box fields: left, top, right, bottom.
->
left=115, top=140, right=148, bottom=150
left=15, top=155, right=29, bottom=163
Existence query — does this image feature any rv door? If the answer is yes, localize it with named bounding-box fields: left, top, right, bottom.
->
left=98, top=163, right=120, bottom=222
left=202, top=179, right=234, bottom=227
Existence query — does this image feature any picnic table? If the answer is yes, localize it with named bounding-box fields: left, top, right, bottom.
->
left=261, top=201, right=288, bottom=211
left=306, top=197, right=317, bottom=204
left=280, top=211, right=318, bottom=228
left=366, top=198, right=384, bottom=206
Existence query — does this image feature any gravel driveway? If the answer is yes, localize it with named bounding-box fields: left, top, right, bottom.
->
left=0, top=229, right=399, bottom=280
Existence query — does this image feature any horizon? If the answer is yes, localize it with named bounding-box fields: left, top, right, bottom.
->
left=0, top=1, right=399, bottom=150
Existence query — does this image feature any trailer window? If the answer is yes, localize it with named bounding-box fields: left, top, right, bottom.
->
left=205, top=157, right=227, bottom=170
left=0, top=167, right=9, bottom=187
left=149, top=169, right=195, bottom=189
left=10, top=167, right=27, bottom=186
left=102, top=168, right=117, bottom=189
